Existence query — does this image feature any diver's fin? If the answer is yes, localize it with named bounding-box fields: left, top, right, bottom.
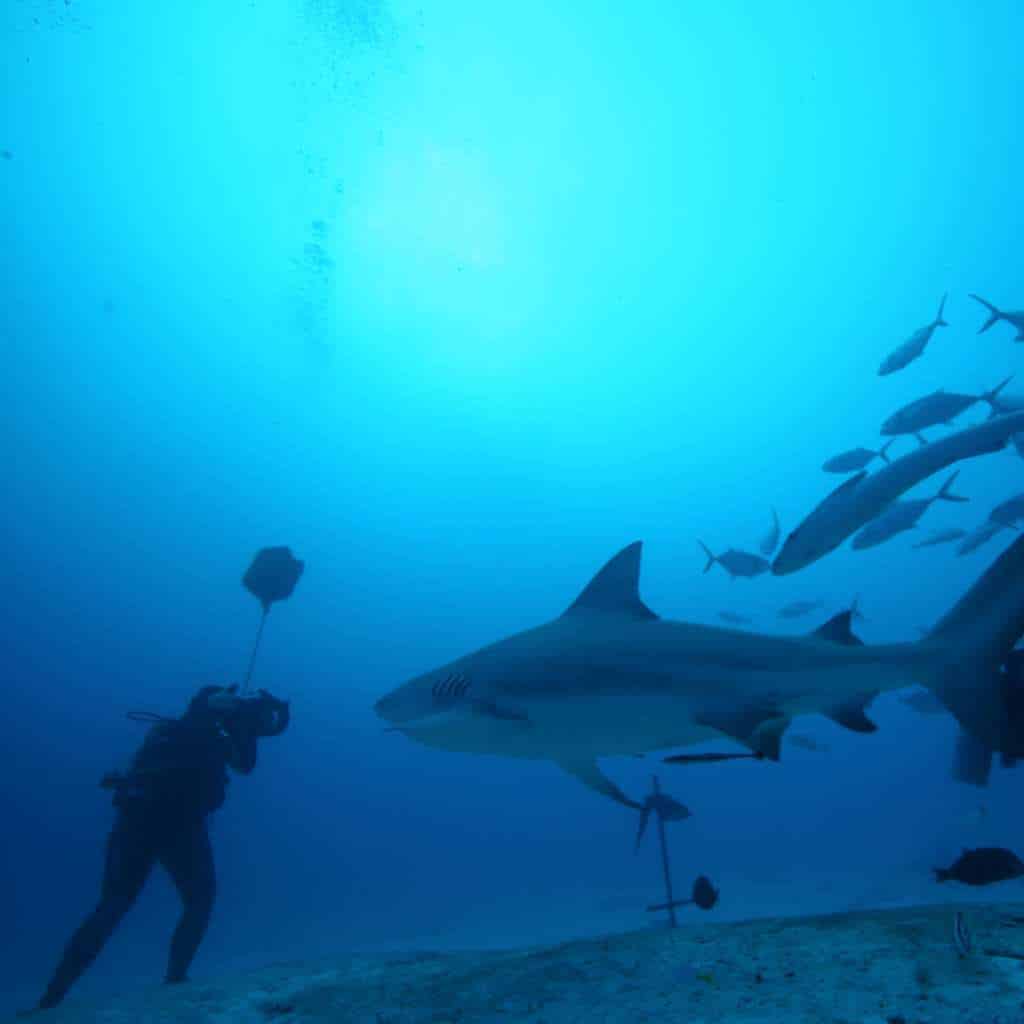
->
left=563, top=542, right=658, bottom=620
left=825, top=694, right=878, bottom=733
left=556, top=758, right=641, bottom=809
left=809, top=610, right=864, bottom=646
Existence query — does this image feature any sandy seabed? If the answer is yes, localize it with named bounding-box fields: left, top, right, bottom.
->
left=14, top=901, right=1024, bottom=1024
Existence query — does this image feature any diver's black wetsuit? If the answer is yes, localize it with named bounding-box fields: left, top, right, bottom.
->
left=37, top=686, right=286, bottom=1011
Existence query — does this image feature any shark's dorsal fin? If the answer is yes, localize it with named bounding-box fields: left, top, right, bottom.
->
left=809, top=610, right=864, bottom=647
left=563, top=541, right=658, bottom=619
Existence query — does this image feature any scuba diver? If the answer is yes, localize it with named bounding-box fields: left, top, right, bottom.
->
left=34, top=684, right=290, bottom=1012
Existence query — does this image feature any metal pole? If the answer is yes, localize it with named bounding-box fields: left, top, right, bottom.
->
left=241, top=608, right=268, bottom=696
left=652, top=775, right=677, bottom=928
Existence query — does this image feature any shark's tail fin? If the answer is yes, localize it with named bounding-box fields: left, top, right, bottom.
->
left=935, top=292, right=949, bottom=328
left=697, top=541, right=717, bottom=574
left=934, top=469, right=968, bottom=504
left=970, top=293, right=1004, bottom=334
left=925, top=533, right=1024, bottom=756
left=877, top=440, right=894, bottom=464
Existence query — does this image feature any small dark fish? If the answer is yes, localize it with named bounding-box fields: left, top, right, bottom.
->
left=697, top=542, right=770, bottom=579
left=779, top=599, right=824, bottom=619
left=1, top=149, right=12, bottom=161
left=691, top=875, right=719, bottom=910
left=718, top=611, right=753, bottom=625
left=822, top=442, right=893, bottom=474
left=934, top=847, right=1024, bottom=886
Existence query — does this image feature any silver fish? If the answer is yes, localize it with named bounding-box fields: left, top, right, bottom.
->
left=822, top=442, right=894, bottom=474
left=698, top=542, right=770, bottom=579
left=878, top=295, right=948, bottom=375
left=971, top=294, right=1024, bottom=341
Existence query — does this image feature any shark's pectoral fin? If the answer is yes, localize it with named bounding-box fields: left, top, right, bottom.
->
left=751, top=716, right=791, bottom=760
left=555, top=758, right=641, bottom=809
left=824, top=694, right=878, bottom=733
left=694, top=707, right=784, bottom=756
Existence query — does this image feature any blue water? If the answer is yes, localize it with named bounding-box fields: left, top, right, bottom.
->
left=4, top=0, right=1024, bottom=1015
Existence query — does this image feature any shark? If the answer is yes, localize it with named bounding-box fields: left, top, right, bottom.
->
left=374, top=537, right=1024, bottom=808
left=773, top=409, right=1024, bottom=574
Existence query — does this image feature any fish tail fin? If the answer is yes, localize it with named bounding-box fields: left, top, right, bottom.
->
left=970, top=293, right=1003, bottom=333
left=922, top=534, right=1024, bottom=759
left=878, top=440, right=894, bottom=464
left=982, top=374, right=1014, bottom=407
left=936, top=469, right=968, bottom=504
left=933, top=868, right=950, bottom=883
left=935, top=292, right=949, bottom=327
left=697, top=541, right=717, bottom=574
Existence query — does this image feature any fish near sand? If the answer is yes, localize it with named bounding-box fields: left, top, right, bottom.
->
left=878, top=294, right=949, bottom=375
left=375, top=536, right=1024, bottom=807
left=822, top=443, right=894, bottom=474
left=698, top=542, right=770, bottom=579
left=759, top=508, right=781, bottom=557
left=934, top=848, right=1024, bottom=886
left=851, top=470, right=967, bottom=550
left=913, top=528, right=968, bottom=549
left=773, top=409, right=1024, bottom=574
left=881, top=377, right=1013, bottom=443
left=970, top=294, right=1024, bottom=341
